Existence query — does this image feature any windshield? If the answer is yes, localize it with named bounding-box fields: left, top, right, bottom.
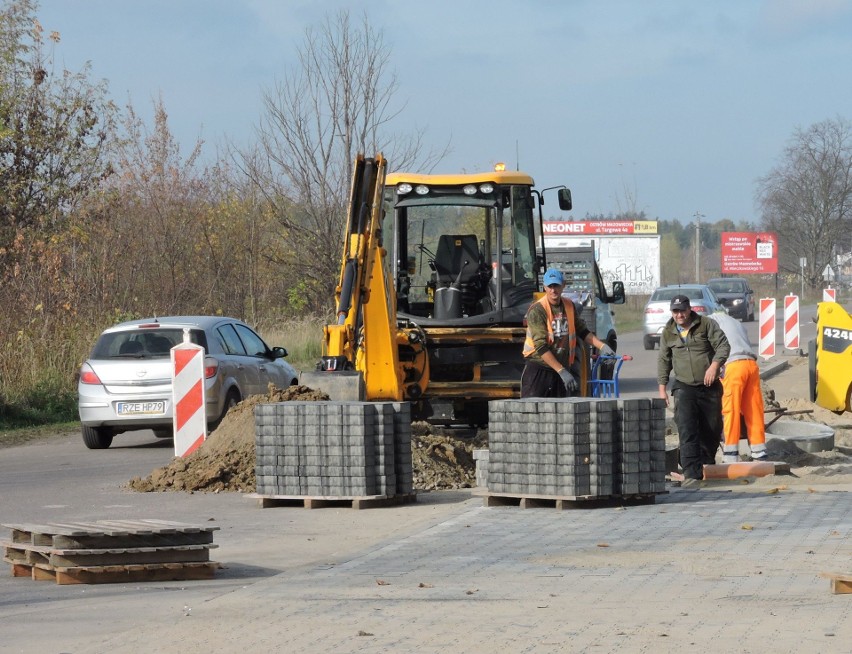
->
left=708, top=280, right=745, bottom=294
left=650, top=287, right=706, bottom=302
left=384, top=184, right=538, bottom=320
left=92, top=328, right=207, bottom=359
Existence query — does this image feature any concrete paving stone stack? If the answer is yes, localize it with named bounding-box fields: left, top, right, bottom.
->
left=488, top=398, right=591, bottom=497
left=589, top=399, right=618, bottom=496
left=614, top=398, right=667, bottom=495
left=391, top=402, right=414, bottom=495
left=487, top=397, right=668, bottom=498
left=553, top=399, right=592, bottom=496
left=254, top=401, right=413, bottom=497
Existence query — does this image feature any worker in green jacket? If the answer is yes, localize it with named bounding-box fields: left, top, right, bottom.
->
left=657, top=294, right=730, bottom=481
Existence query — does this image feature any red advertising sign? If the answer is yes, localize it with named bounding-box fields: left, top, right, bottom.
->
left=721, top=232, right=778, bottom=274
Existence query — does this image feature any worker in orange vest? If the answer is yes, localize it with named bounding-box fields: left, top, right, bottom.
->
left=521, top=268, right=613, bottom=398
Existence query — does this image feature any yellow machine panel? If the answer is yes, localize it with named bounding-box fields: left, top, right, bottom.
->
left=812, top=301, right=852, bottom=412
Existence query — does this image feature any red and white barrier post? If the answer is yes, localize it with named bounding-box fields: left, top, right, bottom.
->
left=783, top=294, right=800, bottom=351
left=171, top=329, right=207, bottom=457
left=758, top=297, right=776, bottom=360
left=823, top=286, right=837, bottom=302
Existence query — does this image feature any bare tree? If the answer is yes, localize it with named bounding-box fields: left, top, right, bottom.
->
left=237, top=10, right=448, bottom=310
left=756, top=117, right=852, bottom=287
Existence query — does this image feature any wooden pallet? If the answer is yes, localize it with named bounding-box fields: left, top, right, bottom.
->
left=7, top=560, right=220, bottom=585
left=2, top=519, right=220, bottom=585
left=821, top=573, right=852, bottom=595
left=473, top=489, right=664, bottom=509
left=247, top=492, right=417, bottom=510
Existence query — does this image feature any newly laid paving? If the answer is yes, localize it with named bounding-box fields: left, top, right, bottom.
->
left=83, top=484, right=851, bottom=654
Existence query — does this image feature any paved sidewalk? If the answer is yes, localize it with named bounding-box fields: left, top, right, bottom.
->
left=12, top=483, right=847, bottom=654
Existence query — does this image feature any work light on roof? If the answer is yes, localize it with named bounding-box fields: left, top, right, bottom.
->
left=479, top=183, right=494, bottom=194
left=463, top=184, right=477, bottom=195
left=414, top=185, right=429, bottom=195
left=397, top=182, right=413, bottom=195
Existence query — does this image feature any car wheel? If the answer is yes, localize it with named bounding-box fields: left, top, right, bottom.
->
left=211, top=388, right=241, bottom=432
left=643, top=335, right=655, bottom=351
left=82, top=425, right=113, bottom=449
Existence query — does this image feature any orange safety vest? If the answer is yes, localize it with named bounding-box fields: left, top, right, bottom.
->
left=523, top=296, right=577, bottom=365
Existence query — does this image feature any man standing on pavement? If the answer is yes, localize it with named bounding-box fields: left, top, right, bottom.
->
left=709, top=312, right=768, bottom=462
left=521, top=268, right=614, bottom=398
left=658, top=294, right=730, bottom=480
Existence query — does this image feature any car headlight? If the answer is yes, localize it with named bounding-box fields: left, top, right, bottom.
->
left=732, top=299, right=743, bottom=305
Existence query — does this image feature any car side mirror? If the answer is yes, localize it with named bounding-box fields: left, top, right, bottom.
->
left=271, top=346, right=288, bottom=359
left=610, top=280, right=626, bottom=305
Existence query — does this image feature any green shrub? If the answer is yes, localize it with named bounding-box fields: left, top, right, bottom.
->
left=0, top=377, right=78, bottom=429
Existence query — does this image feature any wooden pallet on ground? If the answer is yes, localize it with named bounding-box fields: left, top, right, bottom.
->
left=473, top=489, right=664, bottom=509
left=247, top=492, right=417, bottom=510
left=2, top=519, right=220, bottom=585
left=821, top=572, right=852, bottom=594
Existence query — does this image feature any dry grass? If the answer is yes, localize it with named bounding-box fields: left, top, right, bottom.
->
left=259, top=313, right=327, bottom=372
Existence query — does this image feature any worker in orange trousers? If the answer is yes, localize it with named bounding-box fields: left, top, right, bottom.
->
left=710, top=313, right=767, bottom=462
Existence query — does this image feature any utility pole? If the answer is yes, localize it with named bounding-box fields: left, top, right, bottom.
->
left=694, top=211, right=704, bottom=281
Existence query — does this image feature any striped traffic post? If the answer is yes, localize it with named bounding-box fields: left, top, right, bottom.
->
left=823, top=287, right=837, bottom=302
left=171, top=329, right=207, bottom=457
left=783, top=294, right=799, bottom=351
left=758, top=297, right=776, bottom=360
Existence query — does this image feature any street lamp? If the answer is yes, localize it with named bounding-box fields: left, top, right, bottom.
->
left=694, top=211, right=704, bottom=281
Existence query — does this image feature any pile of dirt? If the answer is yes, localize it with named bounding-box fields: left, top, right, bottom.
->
left=411, top=423, right=487, bottom=490
left=127, top=389, right=485, bottom=494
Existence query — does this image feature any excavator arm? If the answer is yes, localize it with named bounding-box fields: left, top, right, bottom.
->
left=316, top=153, right=405, bottom=401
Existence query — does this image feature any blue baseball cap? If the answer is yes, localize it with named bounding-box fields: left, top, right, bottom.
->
left=543, top=268, right=564, bottom=287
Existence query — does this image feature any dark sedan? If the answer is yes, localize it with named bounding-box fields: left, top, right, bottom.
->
left=707, top=278, right=755, bottom=322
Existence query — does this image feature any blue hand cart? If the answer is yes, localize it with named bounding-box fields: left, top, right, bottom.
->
left=588, top=354, right=632, bottom=398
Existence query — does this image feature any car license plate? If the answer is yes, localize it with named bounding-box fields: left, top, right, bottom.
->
left=116, top=401, right=166, bottom=416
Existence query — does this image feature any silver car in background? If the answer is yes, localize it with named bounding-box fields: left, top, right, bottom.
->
left=78, top=316, right=298, bottom=449
left=643, top=284, right=726, bottom=350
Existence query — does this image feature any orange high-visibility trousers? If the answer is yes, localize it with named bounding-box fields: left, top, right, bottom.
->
left=721, top=358, right=766, bottom=455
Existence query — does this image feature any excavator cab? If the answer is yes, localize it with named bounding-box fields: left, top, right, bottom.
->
left=383, top=170, right=543, bottom=327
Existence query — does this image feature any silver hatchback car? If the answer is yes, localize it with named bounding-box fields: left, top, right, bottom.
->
left=78, top=316, right=299, bottom=449
left=643, top=284, right=726, bottom=350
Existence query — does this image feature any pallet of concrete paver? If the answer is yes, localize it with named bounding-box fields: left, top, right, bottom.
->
left=2, top=519, right=220, bottom=585
left=247, top=492, right=417, bottom=510
left=475, top=489, right=664, bottom=509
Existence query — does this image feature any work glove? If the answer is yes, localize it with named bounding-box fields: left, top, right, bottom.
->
left=558, top=368, right=579, bottom=393
left=599, top=344, right=616, bottom=357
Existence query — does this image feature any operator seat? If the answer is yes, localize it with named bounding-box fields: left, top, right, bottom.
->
left=432, top=234, right=483, bottom=317
left=433, top=234, right=481, bottom=286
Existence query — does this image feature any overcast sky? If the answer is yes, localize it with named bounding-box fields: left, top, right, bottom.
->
left=37, top=0, right=852, bottom=224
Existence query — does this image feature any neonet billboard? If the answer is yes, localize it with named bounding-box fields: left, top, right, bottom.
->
left=542, top=220, right=658, bottom=235
left=721, top=232, right=778, bottom=274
